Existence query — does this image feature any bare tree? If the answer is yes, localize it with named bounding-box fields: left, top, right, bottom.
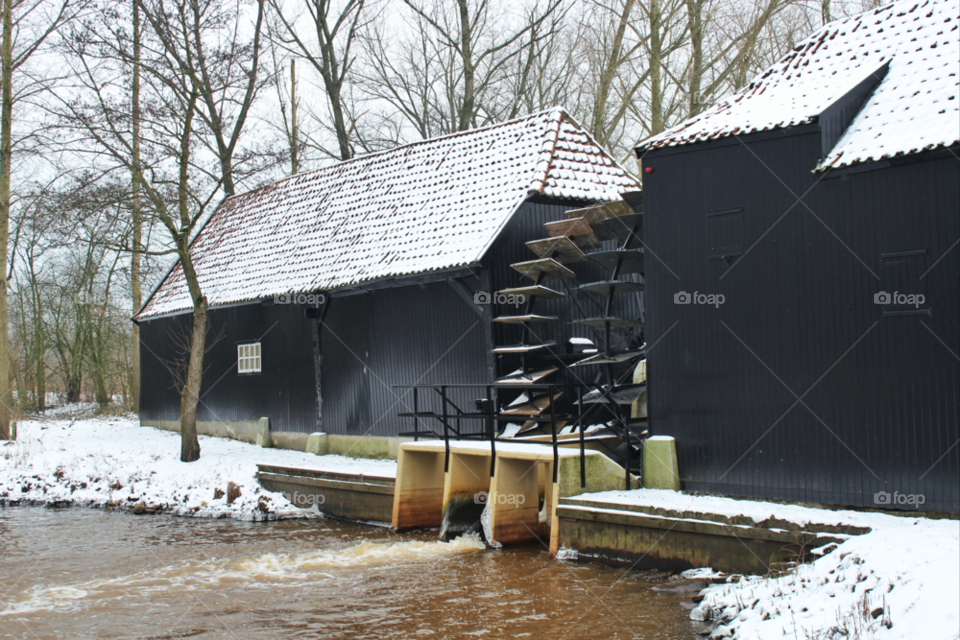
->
left=281, top=59, right=301, bottom=173
left=130, top=0, right=142, bottom=412
left=56, top=3, right=229, bottom=459
left=577, top=0, right=682, bottom=152
left=361, top=0, right=562, bottom=139
left=138, top=0, right=268, bottom=196
left=618, top=0, right=687, bottom=143
left=269, top=0, right=368, bottom=160
left=9, top=177, right=138, bottom=411
left=0, top=0, right=84, bottom=439
left=10, top=191, right=57, bottom=412
left=497, top=2, right=577, bottom=120
left=681, top=0, right=789, bottom=117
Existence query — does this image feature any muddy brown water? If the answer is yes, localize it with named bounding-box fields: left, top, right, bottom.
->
left=1, top=507, right=702, bottom=639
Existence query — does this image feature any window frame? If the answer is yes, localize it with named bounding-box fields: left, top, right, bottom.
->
left=237, top=342, right=262, bottom=374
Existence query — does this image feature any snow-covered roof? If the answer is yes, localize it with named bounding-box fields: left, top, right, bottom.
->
left=137, top=108, right=639, bottom=319
left=637, top=0, right=960, bottom=168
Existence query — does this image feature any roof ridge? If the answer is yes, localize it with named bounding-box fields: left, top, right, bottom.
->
left=560, top=109, right=639, bottom=176
left=528, top=108, right=564, bottom=195
left=635, top=0, right=956, bottom=166
left=226, top=107, right=570, bottom=204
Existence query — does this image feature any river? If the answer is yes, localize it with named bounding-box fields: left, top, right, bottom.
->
left=1, top=507, right=702, bottom=639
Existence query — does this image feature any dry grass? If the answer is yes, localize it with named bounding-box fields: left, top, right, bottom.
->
left=802, top=592, right=891, bottom=640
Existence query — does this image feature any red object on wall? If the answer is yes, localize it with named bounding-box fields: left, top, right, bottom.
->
left=645, top=167, right=653, bottom=173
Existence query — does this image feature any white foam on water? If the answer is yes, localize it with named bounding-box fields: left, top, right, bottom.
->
left=479, top=502, right=501, bottom=549
left=232, top=532, right=485, bottom=579
left=3, top=533, right=486, bottom=616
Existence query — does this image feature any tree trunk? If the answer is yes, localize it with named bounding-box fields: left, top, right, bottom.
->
left=66, top=375, right=81, bottom=403
left=456, top=0, right=474, bottom=131
left=591, top=0, right=634, bottom=146
left=131, top=0, right=142, bottom=413
left=34, top=301, right=44, bottom=412
left=0, top=0, right=13, bottom=439
left=179, top=297, right=206, bottom=462
left=685, top=0, right=704, bottom=116
left=95, top=365, right=108, bottom=407
left=648, top=0, right=665, bottom=135
left=330, top=84, right=351, bottom=161
left=177, top=84, right=203, bottom=462
left=290, top=59, right=298, bottom=174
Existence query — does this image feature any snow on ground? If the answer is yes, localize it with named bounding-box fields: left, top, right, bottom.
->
left=0, top=405, right=396, bottom=521
left=581, top=489, right=960, bottom=640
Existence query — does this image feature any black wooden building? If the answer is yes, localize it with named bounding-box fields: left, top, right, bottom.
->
left=636, top=0, right=959, bottom=512
left=135, top=109, right=640, bottom=444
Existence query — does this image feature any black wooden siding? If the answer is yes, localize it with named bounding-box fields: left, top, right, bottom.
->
left=641, top=128, right=959, bottom=512
left=318, top=197, right=644, bottom=437
left=320, top=280, right=489, bottom=438
left=139, top=302, right=318, bottom=433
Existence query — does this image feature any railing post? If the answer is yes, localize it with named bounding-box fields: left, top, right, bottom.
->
left=550, top=383, right=558, bottom=484
left=578, top=383, right=586, bottom=489
left=622, top=404, right=631, bottom=490
left=442, top=385, right=450, bottom=472
left=487, top=385, right=496, bottom=477
left=413, top=387, right=419, bottom=442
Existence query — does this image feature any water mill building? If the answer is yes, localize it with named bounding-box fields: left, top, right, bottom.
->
left=136, top=0, right=959, bottom=519
left=135, top=108, right=644, bottom=461
left=634, top=0, right=959, bottom=513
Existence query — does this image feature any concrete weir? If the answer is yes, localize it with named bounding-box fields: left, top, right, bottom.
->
left=256, top=464, right=396, bottom=525
left=391, top=440, right=632, bottom=551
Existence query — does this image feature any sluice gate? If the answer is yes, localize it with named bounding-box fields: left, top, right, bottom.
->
left=391, top=440, right=631, bottom=553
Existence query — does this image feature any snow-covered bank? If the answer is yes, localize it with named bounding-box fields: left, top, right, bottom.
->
left=0, top=407, right=396, bottom=521
left=582, top=489, right=959, bottom=640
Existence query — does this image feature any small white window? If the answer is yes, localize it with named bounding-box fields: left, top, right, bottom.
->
left=238, top=342, right=261, bottom=373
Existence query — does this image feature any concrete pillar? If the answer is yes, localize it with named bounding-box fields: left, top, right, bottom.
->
left=488, top=457, right=545, bottom=546
left=256, top=417, right=272, bottom=448
left=642, top=436, right=680, bottom=490
left=305, top=432, right=329, bottom=455
left=392, top=450, right=446, bottom=531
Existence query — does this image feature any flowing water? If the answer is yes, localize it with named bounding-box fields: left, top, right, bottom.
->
left=1, top=507, right=702, bottom=639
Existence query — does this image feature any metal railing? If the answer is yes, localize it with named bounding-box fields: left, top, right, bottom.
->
left=394, top=382, right=644, bottom=488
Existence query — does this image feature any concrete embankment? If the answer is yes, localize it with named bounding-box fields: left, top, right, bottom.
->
left=256, top=464, right=396, bottom=525
left=555, top=492, right=871, bottom=574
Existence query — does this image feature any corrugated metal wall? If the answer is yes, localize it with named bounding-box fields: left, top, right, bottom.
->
left=139, top=302, right=319, bottom=432
left=318, top=197, right=646, bottom=437
left=320, top=281, right=489, bottom=437
left=642, top=128, right=959, bottom=512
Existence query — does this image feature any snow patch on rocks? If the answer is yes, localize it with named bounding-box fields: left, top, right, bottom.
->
left=1, top=408, right=396, bottom=521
